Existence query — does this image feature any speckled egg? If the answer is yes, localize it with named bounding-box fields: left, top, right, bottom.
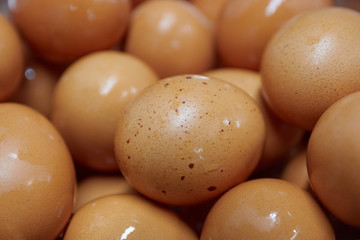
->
left=114, top=74, right=266, bottom=206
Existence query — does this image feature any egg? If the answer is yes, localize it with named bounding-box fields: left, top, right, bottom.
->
left=201, top=178, right=335, bottom=240
left=307, top=91, right=360, bottom=228
left=191, top=0, right=228, bottom=26
left=0, top=13, right=24, bottom=101
left=114, top=74, right=266, bottom=206
left=125, top=0, right=215, bottom=78
left=217, top=0, right=333, bottom=70
left=9, top=0, right=131, bottom=63
left=281, top=148, right=309, bottom=190
left=0, top=103, right=76, bottom=240
left=204, top=68, right=304, bottom=171
left=64, top=194, right=198, bottom=240
left=261, top=7, right=360, bottom=130
left=10, top=61, right=57, bottom=118
left=74, top=175, right=137, bottom=212
left=51, top=51, right=158, bottom=172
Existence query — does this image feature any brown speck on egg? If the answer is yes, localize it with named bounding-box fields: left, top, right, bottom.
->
left=207, top=186, right=217, bottom=191
left=164, top=83, right=169, bottom=87
left=189, top=163, right=194, bottom=169
left=181, top=176, right=185, bottom=181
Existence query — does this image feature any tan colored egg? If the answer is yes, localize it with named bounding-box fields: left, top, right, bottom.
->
left=307, top=91, right=360, bottom=228
left=191, top=0, right=228, bottom=26
left=261, top=7, right=360, bottom=130
left=125, top=0, right=215, bottom=78
left=74, top=175, right=137, bottom=212
left=114, top=74, right=266, bottom=206
left=217, top=0, right=333, bottom=70
left=9, top=0, right=131, bottom=63
left=11, top=61, right=57, bottom=118
left=51, top=51, right=158, bottom=172
left=64, top=194, right=198, bottom=240
left=0, top=103, right=76, bottom=240
left=0, top=13, right=24, bottom=101
left=281, top=148, right=309, bottom=190
left=204, top=68, right=304, bottom=171
left=201, top=178, right=335, bottom=240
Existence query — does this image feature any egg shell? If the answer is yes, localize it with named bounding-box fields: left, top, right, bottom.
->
left=9, top=0, right=131, bottom=63
left=74, top=175, right=137, bottom=212
left=0, top=13, right=24, bottom=101
left=0, top=103, right=76, bottom=240
left=217, top=0, right=333, bottom=70
left=51, top=51, right=158, bottom=172
left=281, top=148, right=309, bottom=190
left=204, top=68, right=304, bottom=171
left=64, top=194, right=198, bottom=240
left=114, top=74, right=266, bottom=206
left=125, top=0, right=215, bottom=78
left=201, top=178, right=335, bottom=240
left=261, top=7, right=360, bottom=130
left=191, top=0, right=228, bottom=26
left=307, top=91, right=360, bottom=228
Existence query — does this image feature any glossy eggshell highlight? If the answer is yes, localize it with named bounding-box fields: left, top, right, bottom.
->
left=0, top=13, right=24, bottom=101
left=64, top=195, right=198, bottom=240
left=307, top=91, right=360, bottom=228
left=114, top=75, right=266, bottom=206
left=0, top=103, right=76, bottom=240
left=204, top=68, right=304, bottom=170
left=217, top=0, right=333, bottom=70
left=74, top=175, right=137, bottom=212
left=51, top=51, right=158, bottom=172
left=9, top=0, right=131, bottom=63
left=261, top=7, right=360, bottom=130
left=125, top=0, right=215, bottom=78
left=201, top=178, right=335, bottom=240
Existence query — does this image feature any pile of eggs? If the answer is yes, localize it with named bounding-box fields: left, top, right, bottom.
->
left=1, top=0, right=360, bottom=239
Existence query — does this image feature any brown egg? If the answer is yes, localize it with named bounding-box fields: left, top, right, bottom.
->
left=74, top=175, right=137, bottom=212
left=9, top=0, right=131, bottom=63
left=0, top=13, right=24, bottom=101
left=114, top=74, right=266, bottom=206
left=64, top=194, right=198, bottom=239
left=307, top=91, right=360, bottom=228
left=11, top=61, right=57, bottom=117
left=125, top=0, right=215, bottom=78
left=217, top=0, right=333, bottom=70
left=0, top=103, right=76, bottom=240
left=51, top=51, right=158, bottom=172
left=281, top=148, right=309, bottom=190
left=261, top=7, right=360, bottom=130
left=201, top=178, right=335, bottom=240
left=204, top=68, right=304, bottom=171
left=191, top=0, right=228, bottom=26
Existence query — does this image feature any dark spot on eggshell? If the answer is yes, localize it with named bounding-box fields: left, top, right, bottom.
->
left=202, top=82, right=207, bottom=85
left=207, top=186, right=217, bottom=191
left=181, top=176, right=185, bottom=181
left=162, top=190, right=167, bottom=195
left=189, top=163, right=194, bottom=169
left=126, top=139, right=130, bottom=144
left=164, top=83, right=169, bottom=87
left=186, top=76, right=192, bottom=79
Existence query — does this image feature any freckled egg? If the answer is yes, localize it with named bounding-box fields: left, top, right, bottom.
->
left=204, top=68, right=304, bottom=171
left=64, top=194, right=198, bottom=240
left=217, top=0, right=333, bottom=70
left=114, top=74, right=266, bottom=206
left=125, top=0, right=215, bottom=78
left=74, top=175, right=137, bottom=212
left=261, top=7, right=360, bottom=130
left=51, top=51, right=158, bottom=172
left=0, top=13, right=24, bottom=101
left=8, top=0, right=131, bottom=63
left=307, top=91, right=360, bottom=228
left=11, top=61, right=57, bottom=118
left=0, top=103, right=76, bottom=240
left=200, top=178, right=335, bottom=240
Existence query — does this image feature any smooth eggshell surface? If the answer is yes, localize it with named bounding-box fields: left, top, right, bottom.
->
left=217, top=0, right=333, bottom=70
left=261, top=7, right=360, bottom=130
left=204, top=68, right=304, bottom=170
left=0, top=103, right=76, bottom=240
left=114, top=74, right=266, bottom=206
left=201, top=178, right=335, bottom=240
left=52, top=51, right=158, bottom=172
left=9, top=0, right=131, bottom=63
left=64, top=194, right=198, bottom=240
left=0, top=13, right=24, bottom=101
left=125, top=0, right=215, bottom=78
left=281, top=148, right=309, bottom=190
left=307, top=91, right=360, bottom=228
